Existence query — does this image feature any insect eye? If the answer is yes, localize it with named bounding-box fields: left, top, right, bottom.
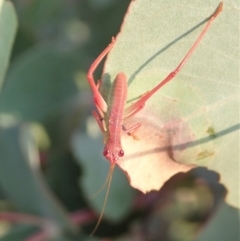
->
left=118, top=150, right=124, bottom=157
left=103, top=149, right=110, bottom=157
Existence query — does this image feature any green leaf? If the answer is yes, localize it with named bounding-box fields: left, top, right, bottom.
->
left=0, top=124, right=76, bottom=235
left=0, top=45, right=80, bottom=122
left=0, top=0, right=18, bottom=91
left=197, top=202, right=240, bottom=241
left=0, top=224, right=38, bottom=241
left=102, top=1, right=239, bottom=207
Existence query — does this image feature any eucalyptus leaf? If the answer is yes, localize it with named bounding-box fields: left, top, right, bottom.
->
left=0, top=0, right=17, bottom=91
left=0, top=224, right=38, bottom=241
left=102, top=0, right=239, bottom=207
left=0, top=45, right=80, bottom=122
left=197, top=202, right=240, bottom=241
left=0, top=124, right=76, bottom=236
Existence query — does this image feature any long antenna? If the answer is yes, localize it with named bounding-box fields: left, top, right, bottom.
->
left=90, top=163, right=115, bottom=236
left=90, top=164, right=112, bottom=199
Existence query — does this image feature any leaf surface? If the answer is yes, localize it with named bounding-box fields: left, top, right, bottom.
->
left=102, top=0, right=239, bottom=207
left=0, top=0, right=17, bottom=91
left=0, top=45, right=80, bottom=122
left=0, top=124, right=76, bottom=236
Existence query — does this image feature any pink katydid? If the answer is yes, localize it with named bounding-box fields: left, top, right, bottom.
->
left=87, top=2, right=223, bottom=236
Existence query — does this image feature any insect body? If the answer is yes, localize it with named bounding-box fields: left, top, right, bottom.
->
left=103, top=73, right=128, bottom=162
left=87, top=3, right=223, bottom=236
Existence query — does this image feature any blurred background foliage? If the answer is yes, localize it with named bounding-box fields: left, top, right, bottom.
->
left=0, top=0, right=239, bottom=241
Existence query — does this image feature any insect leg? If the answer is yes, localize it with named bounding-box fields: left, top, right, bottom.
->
left=122, top=123, right=141, bottom=140
left=124, top=3, right=223, bottom=119
left=87, top=37, right=116, bottom=113
left=92, top=110, right=106, bottom=132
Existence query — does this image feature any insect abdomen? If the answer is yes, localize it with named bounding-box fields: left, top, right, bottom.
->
left=107, top=72, right=128, bottom=147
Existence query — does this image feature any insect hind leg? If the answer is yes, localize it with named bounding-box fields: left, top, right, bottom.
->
left=122, top=123, right=141, bottom=140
